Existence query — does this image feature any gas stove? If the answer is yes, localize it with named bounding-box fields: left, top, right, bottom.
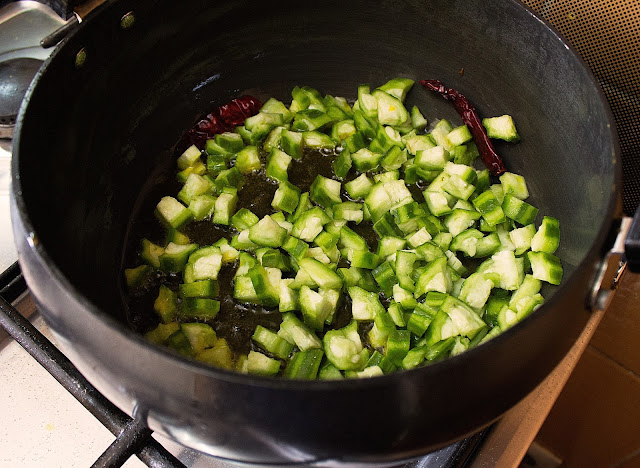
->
left=0, top=1, right=638, bottom=467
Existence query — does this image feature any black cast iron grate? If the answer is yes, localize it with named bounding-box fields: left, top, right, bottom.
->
left=0, top=261, right=486, bottom=468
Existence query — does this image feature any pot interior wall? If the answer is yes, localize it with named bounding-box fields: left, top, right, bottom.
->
left=16, top=0, right=615, bottom=324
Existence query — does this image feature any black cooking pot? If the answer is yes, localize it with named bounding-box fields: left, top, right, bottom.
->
left=10, top=0, right=633, bottom=465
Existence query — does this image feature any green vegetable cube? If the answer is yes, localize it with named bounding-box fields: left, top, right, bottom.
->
left=299, top=286, right=333, bottom=331
left=213, top=188, right=238, bottom=225
left=235, top=145, right=262, bottom=174
left=246, top=351, right=281, bottom=377
left=292, top=207, right=331, bottom=242
left=153, top=285, right=178, bottom=323
left=528, top=251, right=563, bottom=285
left=310, top=175, right=342, bottom=208
left=348, top=286, right=384, bottom=320
left=445, top=124, right=473, bottom=147
left=159, top=242, right=198, bottom=273
left=323, top=321, right=369, bottom=371
left=344, top=174, right=374, bottom=199
left=332, top=150, right=353, bottom=179
left=302, top=131, right=336, bottom=150
left=272, top=181, right=301, bottom=214
left=266, top=148, right=292, bottom=182
left=252, top=325, right=294, bottom=360
left=177, top=145, right=203, bottom=170
left=179, top=279, right=219, bottom=299
left=502, top=194, right=539, bottom=225
left=231, top=208, right=259, bottom=230
left=482, top=114, right=520, bottom=142
left=186, top=246, right=223, bottom=281
left=291, top=109, right=334, bottom=132
left=414, top=257, right=452, bottom=298
left=351, top=148, right=383, bottom=172
left=281, top=129, right=303, bottom=159
left=472, top=189, right=506, bottom=226
left=215, top=132, right=244, bottom=153
left=331, top=119, right=357, bottom=141
left=283, top=349, right=324, bottom=379
left=531, top=216, right=560, bottom=254
left=156, top=196, right=193, bottom=229
left=180, top=298, right=221, bottom=320
left=249, top=215, right=288, bottom=248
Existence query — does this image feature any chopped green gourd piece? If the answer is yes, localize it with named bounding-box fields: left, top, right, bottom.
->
left=310, top=175, right=342, bottom=208
left=186, top=246, right=223, bottom=281
left=348, top=286, right=385, bottom=320
left=386, top=329, right=411, bottom=366
left=153, top=285, right=178, bottom=323
left=281, top=129, right=303, bottom=159
left=196, top=338, right=234, bottom=370
left=179, top=280, right=219, bottom=299
left=333, top=149, right=353, bottom=179
left=298, top=257, right=343, bottom=290
left=159, top=242, right=198, bottom=273
left=528, top=251, right=563, bottom=285
left=345, top=174, right=374, bottom=199
left=299, top=285, right=333, bottom=331
left=247, top=264, right=280, bottom=307
left=377, top=77, right=414, bottom=102
left=279, top=312, right=322, bottom=351
left=125, top=264, right=152, bottom=289
left=283, top=349, right=324, bottom=379
left=414, top=257, right=452, bottom=298
left=156, top=196, right=193, bottom=229
left=213, top=187, right=238, bottom=225
left=499, top=172, right=529, bottom=199
left=181, top=323, right=217, bottom=354
left=246, top=350, right=281, bottom=376
left=502, top=194, right=539, bottom=225
left=291, top=207, right=331, bottom=242
left=249, top=215, right=288, bottom=248
left=472, top=190, right=506, bottom=226
left=140, top=238, right=164, bottom=268
left=323, top=321, right=369, bottom=371
left=177, top=145, right=202, bottom=170
left=531, top=216, right=560, bottom=253
left=266, top=148, right=292, bottom=182
left=291, top=109, right=333, bottom=132
left=235, top=146, right=261, bottom=174
left=372, top=89, right=409, bottom=126
left=482, top=114, right=520, bottom=142
left=180, top=298, right=221, bottom=320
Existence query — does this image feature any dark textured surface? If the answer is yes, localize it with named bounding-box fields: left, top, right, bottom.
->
left=11, top=0, right=619, bottom=464
left=0, top=58, right=42, bottom=124
left=523, top=0, right=639, bottom=216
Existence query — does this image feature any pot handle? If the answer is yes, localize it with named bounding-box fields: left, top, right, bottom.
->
left=625, top=204, right=640, bottom=273
left=590, top=214, right=633, bottom=312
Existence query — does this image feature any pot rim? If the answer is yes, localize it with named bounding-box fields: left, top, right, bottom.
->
left=10, top=0, right=623, bottom=391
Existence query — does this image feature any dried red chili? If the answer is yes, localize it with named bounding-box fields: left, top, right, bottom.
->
left=420, top=79, right=506, bottom=176
left=185, top=95, right=262, bottom=149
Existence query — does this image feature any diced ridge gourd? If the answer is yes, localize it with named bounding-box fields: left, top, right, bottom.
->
left=128, top=79, right=561, bottom=379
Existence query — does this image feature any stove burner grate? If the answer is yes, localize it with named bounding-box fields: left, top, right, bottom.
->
left=0, top=262, right=185, bottom=468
